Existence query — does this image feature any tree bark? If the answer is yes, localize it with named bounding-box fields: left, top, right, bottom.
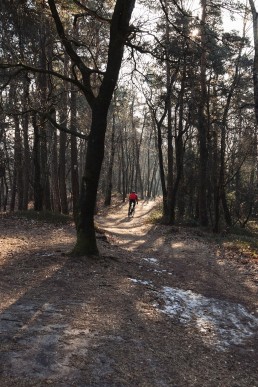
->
left=198, top=0, right=209, bottom=226
left=50, top=110, right=61, bottom=213
left=156, top=116, right=168, bottom=215
left=32, top=113, right=43, bottom=211
left=163, top=0, right=174, bottom=223
left=70, top=81, right=80, bottom=220
left=171, top=58, right=187, bottom=222
left=58, top=54, right=69, bottom=214
left=72, top=107, right=108, bottom=255
left=104, top=110, right=116, bottom=206
left=22, top=76, right=30, bottom=210
left=249, top=0, right=258, bottom=123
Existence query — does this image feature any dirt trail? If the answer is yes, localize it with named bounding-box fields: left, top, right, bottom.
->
left=0, top=202, right=258, bottom=386
left=97, top=200, right=158, bottom=250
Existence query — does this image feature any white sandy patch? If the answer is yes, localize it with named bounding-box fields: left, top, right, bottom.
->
left=143, top=258, right=159, bottom=264
left=158, top=286, right=258, bottom=350
left=130, top=277, right=258, bottom=351
left=130, top=278, right=152, bottom=286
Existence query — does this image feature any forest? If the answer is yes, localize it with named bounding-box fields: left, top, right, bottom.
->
left=1, top=2, right=258, bottom=385
left=1, top=0, right=258, bottom=255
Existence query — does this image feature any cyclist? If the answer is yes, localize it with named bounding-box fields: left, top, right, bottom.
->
left=128, top=190, right=138, bottom=216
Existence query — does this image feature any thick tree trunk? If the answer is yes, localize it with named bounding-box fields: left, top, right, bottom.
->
left=10, top=115, right=23, bottom=211
left=104, top=112, right=116, bottom=206
left=40, top=118, right=51, bottom=211
left=37, top=22, right=51, bottom=211
left=32, top=113, right=43, bottom=211
left=198, top=0, right=209, bottom=227
left=120, top=136, right=127, bottom=202
left=72, top=108, right=107, bottom=255
left=155, top=117, right=167, bottom=215
left=70, top=82, right=80, bottom=220
left=59, top=118, right=68, bottom=214
left=164, top=0, right=173, bottom=224
left=149, top=158, right=158, bottom=198
left=249, top=0, right=258, bottom=123
left=212, top=126, right=220, bottom=232
left=171, top=60, right=187, bottom=221
left=221, top=189, right=232, bottom=226
left=50, top=117, right=61, bottom=213
left=215, top=64, right=240, bottom=230
left=59, top=55, right=69, bottom=214
left=22, top=77, right=30, bottom=210
left=134, top=117, right=144, bottom=199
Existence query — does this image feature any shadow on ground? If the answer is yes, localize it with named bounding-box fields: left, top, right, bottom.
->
left=0, top=210, right=258, bottom=386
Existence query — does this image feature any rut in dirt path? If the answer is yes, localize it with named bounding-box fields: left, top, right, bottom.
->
left=97, top=200, right=258, bottom=353
left=0, top=206, right=258, bottom=386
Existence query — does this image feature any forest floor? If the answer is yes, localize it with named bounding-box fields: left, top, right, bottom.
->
left=0, top=200, right=258, bottom=386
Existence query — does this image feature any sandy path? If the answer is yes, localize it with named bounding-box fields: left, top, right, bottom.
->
left=0, top=205, right=258, bottom=386
left=96, top=200, right=157, bottom=250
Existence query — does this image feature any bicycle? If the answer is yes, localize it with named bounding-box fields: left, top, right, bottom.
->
left=128, top=202, right=136, bottom=217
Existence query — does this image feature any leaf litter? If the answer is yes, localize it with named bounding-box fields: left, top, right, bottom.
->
left=0, top=204, right=258, bottom=386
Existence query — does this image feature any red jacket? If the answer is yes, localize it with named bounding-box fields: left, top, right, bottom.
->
left=129, top=192, right=138, bottom=201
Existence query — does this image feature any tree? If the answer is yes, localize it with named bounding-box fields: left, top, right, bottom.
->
left=0, top=0, right=136, bottom=254
left=1, top=0, right=257, bottom=237
left=249, top=0, right=258, bottom=123
left=47, top=0, right=136, bottom=255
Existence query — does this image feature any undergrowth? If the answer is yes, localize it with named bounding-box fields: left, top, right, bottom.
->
left=14, top=209, right=72, bottom=225
left=147, top=205, right=258, bottom=259
left=219, top=222, right=258, bottom=258
left=146, top=203, right=163, bottom=224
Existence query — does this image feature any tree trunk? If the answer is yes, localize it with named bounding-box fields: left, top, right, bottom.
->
left=70, top=81, right=80, bottom=220
left=134, top=113, right=144, bottom=199
left=22, top=76, right=30, bottom=210
left=165, top=0, right=173, bottom=224
left=10, top=115, right=23, bottom=211
left=59, top=54, right=69, bottom=214
left=155, top=116, right=167, bottom=215
left=37, top=21, right=51, bottom=211
left=249, top=0, right=258, bottom=123
left=40, top=116, right=51, bottom=211
left=213, top=126, right=220, bottom=232
left=104, top=111, right=116, bottom=206
left=171, top=59, right=187, bottom=221
left=72, top=108, right=107, bottom=255
left=32, top=113, right=43, bottom=211
left=198, top=0, right=209, bottom=226
left=50, top=110, right=61, bottom=213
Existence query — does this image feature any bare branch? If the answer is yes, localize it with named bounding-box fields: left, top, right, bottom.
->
left=43, top=111, right=88, bottom=140
left=2, top=107, right=88, bottom=140
left=0, top=62, right=84, bottom=91
left=72, top=0, right=111, bottom=26
left=48, top=0, right=95, bottom=104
